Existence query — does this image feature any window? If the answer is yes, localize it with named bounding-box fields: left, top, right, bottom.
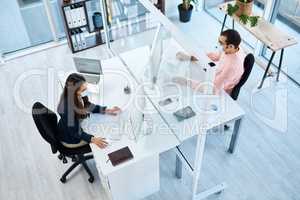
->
left=204, top=0, right=265, bottom=48
left=1, top=0, right=54, bottom=55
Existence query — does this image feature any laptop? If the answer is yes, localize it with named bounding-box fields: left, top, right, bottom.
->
left=73, top=57, right=103, bottom=84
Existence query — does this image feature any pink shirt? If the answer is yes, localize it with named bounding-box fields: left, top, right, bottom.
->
left=207, top=49, right=245, bottom=94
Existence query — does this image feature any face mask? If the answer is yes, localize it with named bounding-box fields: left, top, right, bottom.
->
left=215, top=43, right=223, bottom=52
left=80, top=90, right=89, bottom=97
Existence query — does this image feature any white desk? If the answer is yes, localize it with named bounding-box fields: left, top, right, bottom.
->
left=58, top=38, right=245, bottom=199
left=58, top=56, right=180, bottom=200
left=119, top=39, right=245, bottom=150
left=116, top=39, right=245, bottom=199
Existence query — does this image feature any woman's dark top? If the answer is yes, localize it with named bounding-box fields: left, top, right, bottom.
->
left=57, top=96, right=106, bottom=144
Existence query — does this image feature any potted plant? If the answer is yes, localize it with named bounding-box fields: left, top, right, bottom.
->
left=227, top=0, right=260, bottom=27
left=178, top=0, right=198, bottom=23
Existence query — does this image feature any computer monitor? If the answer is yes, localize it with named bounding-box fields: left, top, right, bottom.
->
left=73, top=57, right=103, bottom=84
left=149, top=25, right=164, bottom=85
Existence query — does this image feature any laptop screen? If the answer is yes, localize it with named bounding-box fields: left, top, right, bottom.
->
left=73, top=57, right=103, bottom=75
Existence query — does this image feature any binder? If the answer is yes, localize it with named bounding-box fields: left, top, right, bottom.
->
left=79, top=6, right=87, bottom=26
left=65, top=6, right=73, bottom=28
left=71, top=5, right=78, bottom=27
left=79, top=29, right=86, bottom=48
left=71, top=31, right=78, bottom=51
left=75, top=6, right=82, bottom=26
left=75, top=30, right=82, bottom=50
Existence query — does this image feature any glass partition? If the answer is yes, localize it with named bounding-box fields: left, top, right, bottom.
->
left=106, top=0, right=211, bottom=78
left=101, top=0, right=230, bottom=142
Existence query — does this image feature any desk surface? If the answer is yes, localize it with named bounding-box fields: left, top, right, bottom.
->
left=219, top=2, right=298, bottom=51
left=119, top=40, right=245, bottom=142
left=58, top=39, right=245, bottom=175
left=58, top=56, right=180, bottom=176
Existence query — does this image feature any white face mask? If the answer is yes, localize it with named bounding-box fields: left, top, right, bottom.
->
left=80, top=90, right=89, bottom=97
left=215, top=43, right=223, bottom=52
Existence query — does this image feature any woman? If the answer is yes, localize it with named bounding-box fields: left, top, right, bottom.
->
left=57, top=73, right=121, bottom=149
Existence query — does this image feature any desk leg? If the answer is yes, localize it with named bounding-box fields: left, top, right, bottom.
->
left=258, top=51, right=276, bottom=89
left=228, top=118, right=243, bottom=154
left=192, top=132, right=207, bottom=199
left=221, top=14, right=228, bottom=34
left=175, top=155, right=182, bottom=179
left=276, top=49, right=284, bottom=82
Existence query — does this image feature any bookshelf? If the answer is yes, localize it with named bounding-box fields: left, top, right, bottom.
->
left=61, top=0, right=165, bottom=53
left=61, top=0, right=105, bottom=53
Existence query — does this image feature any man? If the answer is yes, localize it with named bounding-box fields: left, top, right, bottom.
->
left=175, top=29, right=245, bottom=95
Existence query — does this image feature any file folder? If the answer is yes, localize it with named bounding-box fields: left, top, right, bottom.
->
left=65, top=6, right=73, bottom=28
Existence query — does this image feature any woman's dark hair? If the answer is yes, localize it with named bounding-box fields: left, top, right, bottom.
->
left=221, top=29, right=241, bottom=48
left=58, top=73, right=88, bottom=119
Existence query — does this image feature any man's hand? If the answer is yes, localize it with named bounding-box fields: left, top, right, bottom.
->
left=176, top=52, right=198, bottom=62
left=190, top=55, right=199, bottom=62
left=106, top=106, right=121, bottom=116
left=91, top=137, right=108, bottom=149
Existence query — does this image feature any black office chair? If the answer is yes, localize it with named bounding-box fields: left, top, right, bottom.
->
left=230, top=53, right=255, bottom=100
left=224, top=54, right=254, bottom=131
left=32, top=102, right=95, bottom=183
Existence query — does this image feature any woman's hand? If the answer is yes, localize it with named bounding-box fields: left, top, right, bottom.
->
left=106, top=106, right=121, bottom=116
left=91, top=137, right=108, bottom=149
left=172, top=77, right=188, bottom=86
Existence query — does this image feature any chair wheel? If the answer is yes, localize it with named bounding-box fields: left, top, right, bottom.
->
left=58, top=154, right=63, bottom=160
left=62, top=157, right=68, bottom=164
left=88, top=177, right=94, bottom=183
left=71, top=156, right=77, bottom=162
left=60, top=177, right=67, bottom=183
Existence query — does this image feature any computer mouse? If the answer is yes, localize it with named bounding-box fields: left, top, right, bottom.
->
left=124, top=86, right=131, bottom=94
left=210, top=104, right=218, bottom=111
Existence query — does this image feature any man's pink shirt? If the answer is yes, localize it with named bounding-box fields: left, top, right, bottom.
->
left=207, top=49, right=245, bottom=94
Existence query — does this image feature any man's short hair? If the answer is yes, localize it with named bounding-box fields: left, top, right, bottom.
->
left=221, top=29, right=241, bottom=48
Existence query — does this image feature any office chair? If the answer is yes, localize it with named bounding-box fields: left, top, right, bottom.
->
left=32, top=102, right=95, bottom=184
left=224, top=54, right=254, bottom=131
left=230, top=53, right=255, bottom=100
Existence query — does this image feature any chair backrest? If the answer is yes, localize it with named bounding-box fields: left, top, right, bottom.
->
left=32, top=102, right=59, bottom=154
left=231, top=53, right=255, bottom=100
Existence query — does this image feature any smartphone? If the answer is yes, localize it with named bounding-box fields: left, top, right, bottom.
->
left=159, top=98, right=173, bottom=106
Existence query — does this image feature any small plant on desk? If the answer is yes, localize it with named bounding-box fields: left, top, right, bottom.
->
left=227, top=0, right=260, bottom=27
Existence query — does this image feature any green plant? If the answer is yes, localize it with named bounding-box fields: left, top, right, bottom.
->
left=239, top=14, right=249, bottom=24
left=227, top=2, right=259, bottom=27
left=249, top=16, right=259, bottom=27
left=182, top=0, right=198, bottom=10
left=227, top=4, right=239, bottom=16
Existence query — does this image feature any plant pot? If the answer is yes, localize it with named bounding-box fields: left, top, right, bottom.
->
left=235, top=0, right=253, bottom=17
left=178, top=4, right=193, bottom=23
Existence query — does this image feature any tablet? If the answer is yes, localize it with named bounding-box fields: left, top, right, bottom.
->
left=173, top=106, right=196, bottom=122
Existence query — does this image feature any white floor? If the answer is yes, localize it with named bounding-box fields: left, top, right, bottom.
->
left=1, top=9, right=300, bottom=200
